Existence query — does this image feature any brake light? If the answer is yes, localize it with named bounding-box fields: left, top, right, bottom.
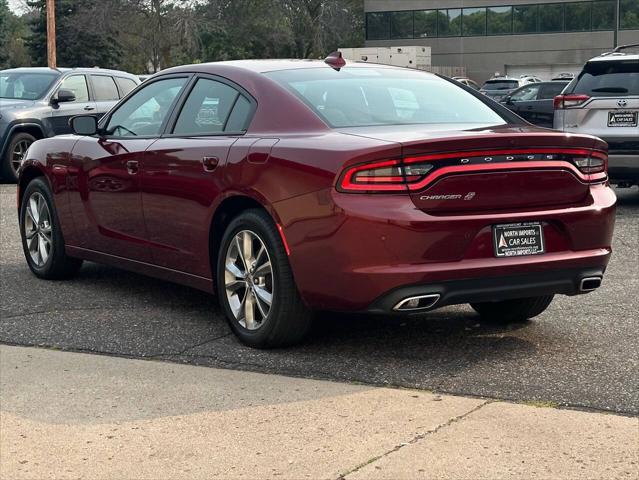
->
left=339, top=158, right=434, bottom=192
left=573, top=150, right=607, bottom=174
left=553, top=94, right=590, bottom=109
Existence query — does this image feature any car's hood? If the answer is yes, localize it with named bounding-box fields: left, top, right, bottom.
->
left=0, top=99, right=37, bottom=111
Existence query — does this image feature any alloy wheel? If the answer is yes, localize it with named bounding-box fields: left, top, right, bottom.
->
left=224, top=230, right=274, bottom=330
left=11, top=139, right=31, bottom=174
left=23, top=192, right=53, bottom=267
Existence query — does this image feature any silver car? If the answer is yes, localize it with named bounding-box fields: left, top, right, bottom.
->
left=554, top=44, right=639, bottom=187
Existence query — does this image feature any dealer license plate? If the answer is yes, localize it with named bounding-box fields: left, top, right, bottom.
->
left=493, top=222, right=545, bottom=258
left=608, top=111, right=638, bottom=127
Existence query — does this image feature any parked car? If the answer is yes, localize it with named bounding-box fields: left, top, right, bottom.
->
left=17, top=58, right=616, bottom=348
left=0, top=67, right=140, bottom=181
left=480, top=75, right=542, bottom=101
left=552, top=73, right=575, bottom=81
left=500, top=81, right=570, bottom=128
left=554, top=44, right=639, bottom=187
left=452, top=76, right=480, bottom=90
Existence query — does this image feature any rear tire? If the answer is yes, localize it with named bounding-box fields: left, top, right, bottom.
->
left=2, top=132, right=35, bottom=182
left=216, top=209, right=312, bottom=348
left=470, top=295, right=554, bottom=324
left=19, top=177, right=83, bottom=279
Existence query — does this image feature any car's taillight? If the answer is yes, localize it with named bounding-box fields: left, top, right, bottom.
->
left=339, top=158, right=434, bottom=192
left=553, top=94, right=590, bottom=109
left=573, top=151, right=608, bottom=174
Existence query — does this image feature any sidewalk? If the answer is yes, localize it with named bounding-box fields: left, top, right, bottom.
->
left=1, top=344, right=637, bottom=480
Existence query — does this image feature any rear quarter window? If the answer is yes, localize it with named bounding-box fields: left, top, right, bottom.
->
left=571, top=61, right=639, bottom=96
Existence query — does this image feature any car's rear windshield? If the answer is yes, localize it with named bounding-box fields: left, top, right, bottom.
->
left=266, top=67, right=506, bottom=128
left=570, top=60, right=639, bottom=97
left=0, top=71, right=60, bottom=100
left=482, top=80, right=519, bottom=90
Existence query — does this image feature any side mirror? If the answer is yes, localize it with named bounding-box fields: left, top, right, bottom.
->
left=53, top=88, right=76, bottom=104
left=70, top=115, right=98, bottom=136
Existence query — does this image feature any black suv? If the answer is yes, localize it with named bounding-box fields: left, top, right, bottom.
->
left=0, top=67, right=140, bottom=181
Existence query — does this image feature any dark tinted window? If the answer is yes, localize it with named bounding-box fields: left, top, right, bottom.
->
left=267, top=67, right=505, bottom=128
left=539, top=3, right=564, bottom=32
left=621, top=0, right=639, bottom=29
left=59, top=75, right=89, bottom=102
left=592, top=1, right=615, bottom=29
left=414, top=10, right=438, bottom=37
left=225, top=96, right=252, bottom=132
left=483, top=79, right=519, bottom=90
left=173, top=78, right=240, bottom=135
left=462, top=8, right=486, bottom=36
left=510, top=84, right=540, bottom=101
left=115, top=77, right=137, bottom=96
left=91, top=75, right=119, bottom=101
left=106, top=77, right=187, bottom=137
left=438, top=9, right=462, bottom=36
left=366, top=12, right=390, bottom=40
left=538, top=82, right=568, bottom=99
left=565, top=2, right=591, bottom=31
left=572, top=61, right=639, bottom=96
left=487, top=6, right=512, bottom=35
left=390, top=11, right=413, bottom=39
left=513, top=4, right=538, bottom=33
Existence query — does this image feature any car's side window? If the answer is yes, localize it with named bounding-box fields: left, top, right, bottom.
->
left=173, top=78, right=244, bottom=135
left=538, top=83, right=565, bottom=100
left=91, top=75, right=119, bottom=101
left=59, top=75, right=89, bottom=102
left=115, top=77, right=137, bottom=97
left=511, top=85, right=539, bottom=101
left=104, top=77, right=187, bottom=137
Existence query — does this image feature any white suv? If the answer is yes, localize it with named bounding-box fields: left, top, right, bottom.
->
left=554, top=44, right=639, bottom=187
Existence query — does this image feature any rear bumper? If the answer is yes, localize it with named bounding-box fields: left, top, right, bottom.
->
left=608, top=154, right=639, bottom=184
left=367, top=266, right=605, bottom=314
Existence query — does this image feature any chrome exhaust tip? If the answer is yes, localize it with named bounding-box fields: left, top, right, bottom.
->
left=393, top=294, right=441, bottom=312
left=580, top=276, right=602, bottom=292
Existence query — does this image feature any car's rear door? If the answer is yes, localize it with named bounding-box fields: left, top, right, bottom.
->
left=68, top=75, right=189, bottom=261
left=89, top=74, right=121, bottom=119
left=141, top=75, right=256, bottom=276
left=50, top=74, right=96, bottom=135
left=536, top=82, right=567, bottom=127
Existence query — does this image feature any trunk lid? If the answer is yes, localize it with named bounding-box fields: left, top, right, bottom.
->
left=341, top=124, right=606, bottom=214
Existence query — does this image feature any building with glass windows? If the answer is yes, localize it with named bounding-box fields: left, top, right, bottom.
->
left=364, top=0, right=639, bottom=82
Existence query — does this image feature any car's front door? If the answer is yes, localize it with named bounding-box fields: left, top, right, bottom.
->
left=68, top=76, right=189, bottom=261
left=142, top=75, right=255, bottom=276
left=508, top=84, right=541, bottom=124
left=50, top=74, right=96, bottom=135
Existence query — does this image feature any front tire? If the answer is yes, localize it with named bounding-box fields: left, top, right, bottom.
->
left=470, top=295, right=554, bottom=324
left=216, top=209, right=312, bottom=348
left=2, top=132, right=35, bottom=181
left=19, top=177, right=83, bottom=279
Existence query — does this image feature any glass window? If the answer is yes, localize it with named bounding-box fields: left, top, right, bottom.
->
left=414, top=10, right=438, bottom=38
left=438, top=9, right=462, bottom=36
left=462, top=8, right=487, bottom=36
left=366, top=12, right=390, bottom=40
left=510, top=85, right=540, bottom=101
left=565, top=2, right=591, bottom=31
left=105, top=77, right=187, bottom=137
left=59, top=75, right=89, bottom=102
left=571, top=60, right=639, bottom=96
left=539, top=3, right=564, bottom=32
left=513, top=4, right=538, bottom=33
left=115, top=77, right=138, bottom=97
left=482, top=79, right=520, bottom=90
left=620, top=0, right=639, bottom=29
left=225, top=96, right=252, bottom=132
left=487, top=6, right=512, bottom=35
left=0, top=71, right=59, bottom=100
left=173, top=78, right=240, bottom=135
left=91, top=75, right=119, bottom=101
left=267, top=67, right=506, bottom=128
left=538, top=82, right=568, bottom=99
left=390, top=11, right=413, bottom=39
left=592, top=1, right=615, bottom=29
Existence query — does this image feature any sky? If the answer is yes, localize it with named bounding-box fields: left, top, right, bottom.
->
left=8, top=0, right=24, bottom=14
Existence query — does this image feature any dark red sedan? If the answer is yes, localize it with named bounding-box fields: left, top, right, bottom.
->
left=17, top=58, right=616, bottom=348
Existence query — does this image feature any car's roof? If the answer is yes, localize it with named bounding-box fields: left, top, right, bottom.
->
left=1, top=66, right=137, bottom=77
left=164, top=59, right=405, bottom=75
left=589, top=53, right=639, bottom=62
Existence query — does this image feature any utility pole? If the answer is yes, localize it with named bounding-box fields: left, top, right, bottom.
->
left=46, top=0, right=56, bottom=68
left=613, top=0, right=620, bottom=48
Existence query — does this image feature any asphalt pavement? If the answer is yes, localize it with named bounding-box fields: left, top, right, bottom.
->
left=1, top=184, right=638, bottom=415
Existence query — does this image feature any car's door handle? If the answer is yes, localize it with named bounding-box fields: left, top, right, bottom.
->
left=126, top=160, right=139, bottom=175
left=202, top=156, right=219, bottom=172
left=84, top=106, right=95, bottom=111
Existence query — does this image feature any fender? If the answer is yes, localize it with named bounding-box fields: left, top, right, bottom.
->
left=0, top=120, right=47, bottom=158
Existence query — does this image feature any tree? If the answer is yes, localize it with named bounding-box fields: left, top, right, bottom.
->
left=1, top=0, right=32, bottom=68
